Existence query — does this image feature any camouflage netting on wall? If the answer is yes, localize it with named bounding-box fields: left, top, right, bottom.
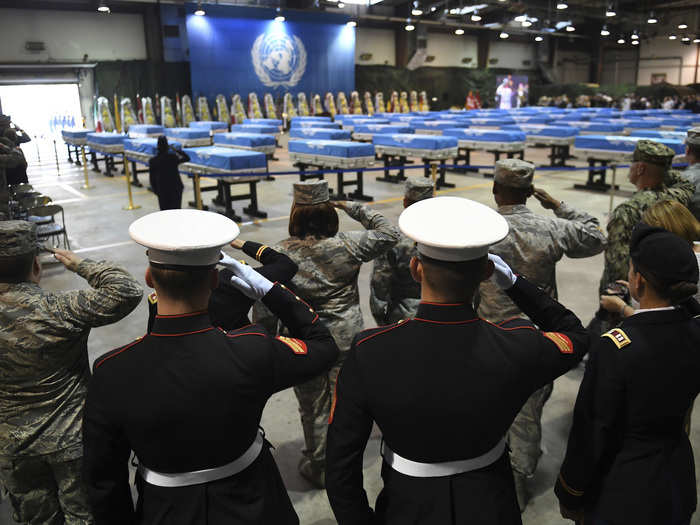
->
left=356, top=66, right=542, bottom=109
left=531, top=82, right=699, bottom=103
left=95, top=61, right=191, bottom=102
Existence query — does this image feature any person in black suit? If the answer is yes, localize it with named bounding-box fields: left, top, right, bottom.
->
left=325, top=197, right=591, bottom=525
left=83, top=210, right=339, bottom=525
left=148, top=136, right=189, bottom=210
left=556, top=224, right=700, bottom=525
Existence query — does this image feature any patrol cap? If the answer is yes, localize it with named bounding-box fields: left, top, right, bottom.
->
left=0, top=115, right=10, bottom=128
left=494, top=159, right=535, bottom=188
left=293, top=180, right=329, bottom=205
left=0, top=221, right=39, bottom=257
left=129, top=209, right=239, bottom=268
left=630, top=223, right=698, bottom=285
left=404, top=177, right=434, bottom=202
left=632, top=139, right=675, bottom=168
left=399, top=196, right=508, bottom=262
left=686, top=127, right=700, bottom=147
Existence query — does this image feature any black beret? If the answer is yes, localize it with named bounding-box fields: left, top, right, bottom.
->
left=630, top=223, right=698, bottom=285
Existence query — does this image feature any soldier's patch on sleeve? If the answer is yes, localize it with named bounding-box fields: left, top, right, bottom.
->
left=148, top=292, right=158, bottom=305
left=276, top=336, right=308, bottom=355
left=602, top=328, right=631, bottom=349
left=543, top=332, right=574, bottom=354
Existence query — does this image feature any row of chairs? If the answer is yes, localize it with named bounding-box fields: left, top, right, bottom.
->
left=11, top=184, right=70, bottom=250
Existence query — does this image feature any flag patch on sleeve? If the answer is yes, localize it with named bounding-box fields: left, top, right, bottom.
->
left=543, top=332, right=574, bottom=354
left=276, top=336, right=308, bottom=355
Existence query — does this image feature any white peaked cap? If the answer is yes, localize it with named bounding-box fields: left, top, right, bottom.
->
left=129, top=209, right=240, bottom=267
left=399, top=196, right=509, bottom=262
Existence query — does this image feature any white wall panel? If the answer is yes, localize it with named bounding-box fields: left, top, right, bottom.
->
left=355, top=27, right=395, bottom=66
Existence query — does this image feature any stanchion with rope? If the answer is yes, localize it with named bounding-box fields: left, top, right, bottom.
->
left=122, top=154, right=141, bottom=211
left=608, top=164, right=617, bottom=214
left=430, top=163, right=438, bottom=196
left=80, top=146, right=92, bottom=190
left=53, top=139, right=60, bottom=175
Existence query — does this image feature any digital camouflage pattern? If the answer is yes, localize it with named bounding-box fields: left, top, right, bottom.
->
left=403, top=177, right=433, bottom=202
left=686, top=127, right=700, bottom=146
left=494, top=158, right=535, bottom=188
left=0, top=454, right=93, bottom=525
left=370, top=233, right=420, bottom=325
left=599, top=170, right=694, bottom=293
left=0, top=141, right=24, bottom=218
left=0, top=221, right=38, bottom=256
left=479, top=202, right=607, bottom=322
left=682, top=163, right=700, bottom=221
left=632, top=139, right=675, bottom=168
left=293, top=180, right=329, bottom=205
left=253, top=203, right=399, bottom=478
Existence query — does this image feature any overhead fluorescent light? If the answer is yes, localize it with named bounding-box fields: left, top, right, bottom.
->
left=601, top=26, right=610, bottom=36
left=535, top=35, right=543, bottom=42
left=556, top=2, right=568, bottom=9
left=566, top=25, right=575, bottom=32
left=499, top=31, right=509, bottom=38
left=679, top=24, right=688, bottom=29
left=455, top=28, right=464, bottom=35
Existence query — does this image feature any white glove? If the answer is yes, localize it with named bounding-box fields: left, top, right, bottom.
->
left=222, top=255, right=274, bottom=300
left=488, top=253, right=517, bottom=290
left=219, top=253, right=239, bottom=268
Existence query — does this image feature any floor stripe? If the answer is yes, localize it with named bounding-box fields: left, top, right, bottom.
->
left=74, top=240, right=135, bottom=254
left=59, top=183, right=87, bottom=198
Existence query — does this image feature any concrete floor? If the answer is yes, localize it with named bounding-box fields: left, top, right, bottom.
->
left=2, top=136, right=698, bottom=524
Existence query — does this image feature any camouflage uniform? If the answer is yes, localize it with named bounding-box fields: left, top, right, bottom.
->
left=0, top=221, right=143, bottom=525
left=0, top=124, right=24, bottom=219
left=478, top=159, right=607, bottom=510
left=370, top=178, right=433, bottom=325
left=253, top=195, right=399, bottom=484
left=599, top=142, right=694, bottom=294
left=682, top=128, right=700, bottom=221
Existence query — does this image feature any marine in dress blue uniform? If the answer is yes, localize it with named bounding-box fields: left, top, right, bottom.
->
left=82, top=209, right=339, bottom=525
left=325, top=197, right=591, bottom=525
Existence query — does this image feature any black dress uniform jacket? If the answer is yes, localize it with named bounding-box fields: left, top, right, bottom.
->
left=555, top=306, right=700, bottom=525
left=147, top=242, right=298, bottom=333
left=83, top=283, right=339, bottom=525
left=148, top=148, right=189, bottom=210
left=326, top=276, right=590, bottom=525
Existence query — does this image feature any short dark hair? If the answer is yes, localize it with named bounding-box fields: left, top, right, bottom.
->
left=288, top=202, right=339, bottom=239
left=418, top=253, right=487, bottom=296
left=688, top=143, right=700, bottom=159
left=149, top=265, right=213, bottom=301
left=157, top=136, right=169, bottom=156
left=0, top=253, right=34, bottom=283
left=493, top=182, right=533, bottom=203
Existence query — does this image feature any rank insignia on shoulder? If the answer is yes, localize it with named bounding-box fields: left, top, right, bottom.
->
left=148, top=292, right=158, bottom=305
left=603, top=328, right=631, bottom=349
left=276, top=336, right=308, bottom=355
left=543, top=331, right=574, bottom=354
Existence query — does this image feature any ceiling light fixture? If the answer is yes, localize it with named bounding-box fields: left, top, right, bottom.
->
left=631, top=40, right=639, bottom=45
left=631, top=32, right=639, bottom=40
left=455, top=28, right=464, bottom=35
left=535, top=35, right=543, bottom=42
left=682, top=36, right=691, bottom=42
left=617, top=37, right=625, bottom=44
left=601, top=26, right=610, bottom=36
left=471, top=11, right=482, bottom=21
left=695, top=38, right=700, bottom=43
left=647, top=12, right=657, bottom=24
left=412, top=3, right=423, bottom=16
left=679, top=24, right=688, bottom=29
left=430, top=5, right=436, bottom=11
left=499, top=31, right=509, bottom=38
left=669, top=34, right=677, bottom=40
left=522, top=20, right=532, bottom=27
left=514, top=15, right=526, bottom=22
left=605, top=6, right=616, bottom=17
left=405, top=19, right=415, bottom=31
left=337, top=2, right=345, bottom=7
left=346, top=20, right=356, bottom=27
left=274, top=7, right=285, bottom=21
left=566, top=25, right=575, bottom=32
left=556, top=2, right=568, bottom=9
left=97, top=1, right=110, bottom=13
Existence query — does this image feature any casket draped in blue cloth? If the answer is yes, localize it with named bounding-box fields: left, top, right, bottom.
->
left=86, top=132, right=127, bottom=154
left=372, top=133, right=458, bottom=159
left=229, top=124, right=279, bottom=136
left=288, top=128, right=352, bottom=140
left=213, top=132, right=276, bottom=154
left=614, top=119, right=663, bottom=130
left=180, top=147, right=267, bottom=182
left=442, top=129, right=526, bottom=151
left=290, top=116, right=332, bottom=123
left=574, top=134, right=685, bottom=161
left=511, top=116, right=554, bottom=124
left=501, top=125, right=578, bottom=145
left=413, top=120, right=472, bottom=134
left=244, top=118, right=283, bottom=127
left=124, top=138, right=182, bottom=164
left=188, top=121, right=229, bottom=132
left=336, top=117, right=390, bottom=130
left=128, top=124, right=164, bottom=137
left=288, top=139, right=375, bottom=168
left=352, top=124, right=414, bottom=140
left=557, top=121, right=625, bottom=134
left=463, top=117, right=516, bottom=127
left=61, top=129, right=92, bottom=145
left=290, top=121, right=342, bottom=129
left=628, top=130, right=687, bottom=141
left=164, top=127, right=212, bottom=147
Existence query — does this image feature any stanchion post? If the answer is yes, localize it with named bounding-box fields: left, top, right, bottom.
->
left=53, top=139, right=60, bottom=174
left=608, top=165, right=617, bottom=214
left=194, top=175, right=203, bottom=209
left=122, top=154, right=141, bottom=211
left=80, top=146, right=92, bottom=190
left=430, top=163, right=438, bottom=195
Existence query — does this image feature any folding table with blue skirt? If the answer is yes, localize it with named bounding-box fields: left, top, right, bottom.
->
left=288, top=139, right=375, bottom=201
left=179, top=146, right=269, bottom=221
left=442, top=128, right=526, bottom=177
left=86, top=132, right=127, bottom=177
left=372, top=133, right=458, bottom=189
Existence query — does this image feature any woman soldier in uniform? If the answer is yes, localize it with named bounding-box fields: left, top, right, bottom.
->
left=254, top=180, right=399, bottom=487
left=556, top=224, right=700, bottom=525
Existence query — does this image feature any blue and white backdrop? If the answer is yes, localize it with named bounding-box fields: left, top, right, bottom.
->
left=187, top=6, right=356, bottom=100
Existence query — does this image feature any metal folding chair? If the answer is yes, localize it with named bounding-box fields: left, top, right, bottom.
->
left=29, top=204, right=70, bottom=250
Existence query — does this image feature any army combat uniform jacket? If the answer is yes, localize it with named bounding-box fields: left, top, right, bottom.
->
left=599, top=171, right=694, bottom=293
left=682, top=162, right=700, bottom=221
left=326, top=276, right=589, bottom=525
left=556, top=307, right=700, bottom=525
left=0, top=259, right=142, bottom=460
left=83, top=283, right=339, bottom=525
left=479, top=202, right=606, bottom=323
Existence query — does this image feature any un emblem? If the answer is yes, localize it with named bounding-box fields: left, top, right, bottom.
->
left=251, top=32, right=307, bottom=88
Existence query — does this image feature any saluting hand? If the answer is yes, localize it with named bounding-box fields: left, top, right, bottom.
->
left=331, top=201, right=349, bottom=212
left=533, top=188, right=561, bottom=210
left=230, top=239, right=245, bottom=250
left=53, top=249, right=83, bottom=272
